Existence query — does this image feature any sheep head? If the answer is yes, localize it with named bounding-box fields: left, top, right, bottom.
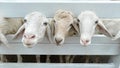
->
left=77, top=11, right=112, bottom=46
left=52, top=9, right=79, bottom=45
left=14, top=12, right=51, bottom=48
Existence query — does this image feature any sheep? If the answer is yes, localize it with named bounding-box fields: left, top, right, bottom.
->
left=51, top=9, right=79, bottom=63
left=13, top=11, right=52, bottom=48
left=0, top=17, right=24, bottom=63
left=13, top=12, right=53, bottom=63
left=77, top=11, right=112, bottom=46
left=51, top=9, right=79, bottom=45
left=96, top=19, right=120, bottom=40
left=0, top=17, right=23, bottom=46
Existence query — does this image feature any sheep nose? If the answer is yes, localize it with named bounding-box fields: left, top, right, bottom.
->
left=55, top=38, right=63, bottom=45
left=24, top=34, right=35, bottom=39
left=81, top=40, right=89, bottom=45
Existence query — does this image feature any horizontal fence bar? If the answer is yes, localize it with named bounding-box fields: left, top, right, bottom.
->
left=0, top=0, right=112, bottom=3
left=0, top=44, right=119, bottom=55
left=0, top=3, right=120, bottom=18
left=6, top=35, right=120, bottom=44
left=0, top=63, right=115, bottom=68
left=0, top=35, right=117, bottom=55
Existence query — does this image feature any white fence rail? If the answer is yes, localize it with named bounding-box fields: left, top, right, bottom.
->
left=0, top=35, right=118, bottom=55
left=0, top=63, right=115, bottom=68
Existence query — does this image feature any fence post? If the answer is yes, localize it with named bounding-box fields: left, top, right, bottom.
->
left=110, top=50, right=120, bottom=68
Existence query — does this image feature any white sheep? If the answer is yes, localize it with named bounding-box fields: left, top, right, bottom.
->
left=0, top=17, right=23, bottom=63
left=13, top=12, right=52, bottom=63
left=0, top=17, right=23, bottom=46
left=13, top=11, right=52, bottom=48
left=77, top=11, right=112, bottom=46
left=98, top=19, right=120, bottom=40
left=51, top=9, right=79, bottom=45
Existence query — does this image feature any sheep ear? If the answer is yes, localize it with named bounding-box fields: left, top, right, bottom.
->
left=46, top=23, right=53, bottom=43
left=96, top=20, right=112, bottom=37
left=0, top=33, right=9, bottom=47
left=71, top=18, right=80, bottom=34
left=13, top=23, right=25, bottom=39
left=68, top=26, right=78, bottom=36
left=112, top=31, right=120, bottom=40
left=51, top=19, right=55, bottom=36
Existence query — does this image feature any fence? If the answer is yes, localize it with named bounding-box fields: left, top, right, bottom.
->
left=0, top=2, right=120, bottom=68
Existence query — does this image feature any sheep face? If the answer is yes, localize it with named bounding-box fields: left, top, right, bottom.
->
left=15, top=12, right=49, bottom=48
left=77, top=11, right=111, bottom=46
left=53, top=10, right=75, bottom=45
left=54, top=20, right=71, bottom=45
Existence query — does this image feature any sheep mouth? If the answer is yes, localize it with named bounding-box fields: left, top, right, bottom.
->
left=56, top=43, right=62, bottom=46
left=23, top=43, right=36, bottom=48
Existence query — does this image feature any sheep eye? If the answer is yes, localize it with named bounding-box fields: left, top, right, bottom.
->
left=95, top=20, right=98, bottom=24
left=43, top=22, right=48, bottom=26
left=53, top=20, right=56, bottom=23
left=24, top=19, right=27, bottom=23
left=77, top=19, right=80, bottom=22
left=73, top=32, right=76, bottom=35
left=70, top=24, right=72, bottom=27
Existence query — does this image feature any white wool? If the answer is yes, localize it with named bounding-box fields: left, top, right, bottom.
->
left=0, top=17, right=23, bottom=46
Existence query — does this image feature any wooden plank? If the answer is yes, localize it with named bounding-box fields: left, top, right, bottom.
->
left=0, top=63, right=115, bottom=68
